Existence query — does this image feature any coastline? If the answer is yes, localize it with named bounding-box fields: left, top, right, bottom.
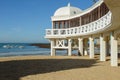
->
left=30, top=43, right=50, bottom=48
left=0, top=55, right=120, bottom=80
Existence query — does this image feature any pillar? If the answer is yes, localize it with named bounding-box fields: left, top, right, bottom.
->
left=100, top=34, right=106, bottom=61
left=78, top=38, right=83, bottom=56
left=51, top=40, right=55, bottom=56
left=79, top=17, right=81, bottom=26
left=110, top=32, right=118, bottom=66
left=89, top=36, right=94, bottom=58
left=68, top=39, right=72, bottom=56
left=84, top=39, right=88, bottom=55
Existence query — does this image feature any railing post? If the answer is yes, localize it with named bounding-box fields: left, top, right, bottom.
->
left=58, top=29, right=60, bottom=35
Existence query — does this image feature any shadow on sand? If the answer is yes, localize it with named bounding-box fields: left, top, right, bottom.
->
left=0, top=58, right=98, bottom=80
left=118, top=63, right=120, bottom=66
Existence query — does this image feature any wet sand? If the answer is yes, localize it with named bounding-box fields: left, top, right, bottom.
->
left=0, top=55, right=120, bottom=80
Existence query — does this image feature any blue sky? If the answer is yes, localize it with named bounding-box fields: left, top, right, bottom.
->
left=0, top=0, right=97, bottom=43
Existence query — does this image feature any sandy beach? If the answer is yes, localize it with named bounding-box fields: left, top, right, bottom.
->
left=0, top=55, right=120, bottom=80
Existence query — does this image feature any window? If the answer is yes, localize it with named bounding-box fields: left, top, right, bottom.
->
left=73, top=11, right=76, bottom=14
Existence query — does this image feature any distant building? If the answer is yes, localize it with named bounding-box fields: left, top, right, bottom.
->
left=45, top=0, right=120, bottom=66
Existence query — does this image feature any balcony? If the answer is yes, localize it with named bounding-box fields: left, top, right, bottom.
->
left=45, top=11, right=112, bottom=38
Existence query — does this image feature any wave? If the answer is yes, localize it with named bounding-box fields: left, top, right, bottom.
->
left=0, top=50, right=51, bottom=57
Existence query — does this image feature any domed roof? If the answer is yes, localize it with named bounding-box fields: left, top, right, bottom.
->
left=54, top=3, right=82, bottom=16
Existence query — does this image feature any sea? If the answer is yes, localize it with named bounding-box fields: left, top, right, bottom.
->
left=0, top=43, right=49, bottom=57
left=0, top=43, right=108, bottom=57
left=0, top=43, right=68, bottom=57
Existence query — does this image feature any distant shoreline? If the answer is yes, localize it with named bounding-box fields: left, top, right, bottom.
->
left=30, top=43, right=50, bottom=48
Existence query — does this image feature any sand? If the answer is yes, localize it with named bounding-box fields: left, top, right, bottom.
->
left=0, top=55, right=120, bottom=80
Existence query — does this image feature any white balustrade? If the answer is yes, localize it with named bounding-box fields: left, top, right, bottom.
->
left=45, top=11, right=112, bottom=37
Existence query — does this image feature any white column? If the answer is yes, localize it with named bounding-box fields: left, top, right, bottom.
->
left=68, top=39, right=72, bottom=56
left=84, top=39, right=88, bottom=56
left=78, top=38, right=83, bottom=56
left=100, top=34, right=106, bottom=61
left=51, top=40, right=55, bottom=56
left=110, top=32, right=118, bottom=66
left=89, top=37, right=94, bottom=58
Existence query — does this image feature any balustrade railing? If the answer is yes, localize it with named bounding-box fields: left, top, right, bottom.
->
left=46, top=11, right=112, bottom=37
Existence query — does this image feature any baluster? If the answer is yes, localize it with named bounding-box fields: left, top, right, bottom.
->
left=59, top=29, right=60, bottom=35
left=71, top=29, right=73, bottom=34
left=74, top=28, right=75, bottom=34
left=53, top=30, right=56, bottom=35
left=101, top=19, right=103, bottom=28
left=88, top=25, right=90, bottom=32
left=72, top=28, right=74, bottom=34
left=48, top=30, right=51, bottom=35
left=86, top=25, right=88, bottom=32
left=79, top=27, right=81, bottom=33
left=95, top=22, right=97, bottom=30
left=75, top=28, right=77, bottom=34
left=70, top=29, right=72, bottom=35
left=103, top=18, right=105, bottom=28
left=69, top=28, right=71, bottom=35
left=82, top=26, right=84, bottom=33
left=65, top=29, right=67, bottom=35
left=67, top=29, right=69, bottom=35
left=92, top=23, right=94, bottom=31
left=84, top=26, right=86, bottom=33
left=81, top=27, right=83, bottom=33
left=89, top=24, right=91, bottom=32
left=77, top=27, right=79, bottom=34
left=98, top=20, right=100, bottom=29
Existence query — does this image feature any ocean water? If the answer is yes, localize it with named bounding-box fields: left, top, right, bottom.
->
left=0, top=43, right=108, bottom=57
left=0, top=43, right=69, bottom=57
left=0, top=43, right=51, bottom=57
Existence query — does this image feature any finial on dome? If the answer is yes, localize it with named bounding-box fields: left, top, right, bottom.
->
left=68, top=3, right=70, bottom=7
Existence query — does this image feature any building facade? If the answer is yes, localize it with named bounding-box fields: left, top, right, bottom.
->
left=45, top=0, right=120, bottom=66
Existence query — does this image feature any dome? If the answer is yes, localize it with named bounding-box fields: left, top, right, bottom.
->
left=54, top=3, right=82, bottom=16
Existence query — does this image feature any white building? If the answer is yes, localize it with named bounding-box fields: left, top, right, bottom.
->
left=45, top=0, right=120, bottom=66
